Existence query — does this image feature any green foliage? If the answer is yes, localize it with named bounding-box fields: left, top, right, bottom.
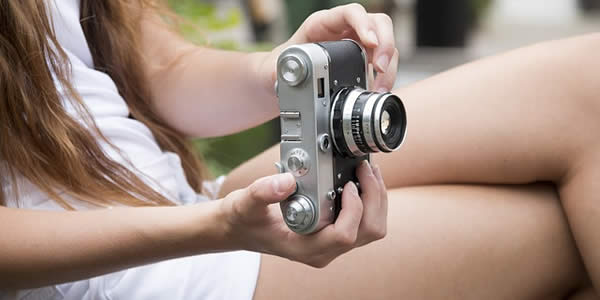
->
left=168, top=0, right=242, bottom=30
left=167, top=0, right=242, bottom=46
left=471, top=0, right=493, bottom=18
left=194, top=121, right=279, bottom=176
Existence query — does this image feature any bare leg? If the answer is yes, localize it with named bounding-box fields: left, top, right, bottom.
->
left=253, top=185, right=585, bottom=299
left=373, top=33, right=600, bottom=290
left=371, top=33, right=600, bottom=188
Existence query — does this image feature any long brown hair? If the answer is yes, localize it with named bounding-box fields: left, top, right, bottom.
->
left=0, top=0, right=206, bottom=208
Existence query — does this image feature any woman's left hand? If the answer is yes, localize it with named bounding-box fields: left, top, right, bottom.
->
left=257, top=3, right=399, bottom=95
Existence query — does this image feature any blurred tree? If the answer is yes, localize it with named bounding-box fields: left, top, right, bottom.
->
left=416, top=0, right=472, bottom=47
left=416, top=0, right=491, bottom=47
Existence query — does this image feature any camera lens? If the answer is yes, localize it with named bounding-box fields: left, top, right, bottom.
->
left=330, top=88, right=407, bottom=156
left=381, top=111, right=391, bottom=135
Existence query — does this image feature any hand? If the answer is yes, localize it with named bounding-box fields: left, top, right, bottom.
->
left=257, top=3, right=399, bottom=96
left=219, top=160, right=388, bottom=268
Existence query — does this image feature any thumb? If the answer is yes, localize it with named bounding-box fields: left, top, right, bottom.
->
left=246, top=173, right=297, bottom=207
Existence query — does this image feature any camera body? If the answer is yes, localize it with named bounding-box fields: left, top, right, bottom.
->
left=275, top=40, right=407, bottom=234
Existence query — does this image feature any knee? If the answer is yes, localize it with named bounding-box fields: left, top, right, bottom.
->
left=559, top=34, right=600, bottom=130
left=538, top=34, right=600, bottom=173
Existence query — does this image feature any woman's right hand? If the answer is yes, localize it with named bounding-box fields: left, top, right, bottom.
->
left=219, top=161, right=388, bottom=268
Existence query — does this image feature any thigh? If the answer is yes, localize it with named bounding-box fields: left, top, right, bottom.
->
left=254, top=184, right=588, bottom=300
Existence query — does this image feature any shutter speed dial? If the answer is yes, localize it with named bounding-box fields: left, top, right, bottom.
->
left=287, top=148, right=310, bottom=177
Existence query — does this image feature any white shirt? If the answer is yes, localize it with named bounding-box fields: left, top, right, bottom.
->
left=0, top=1, right=260, bottom=299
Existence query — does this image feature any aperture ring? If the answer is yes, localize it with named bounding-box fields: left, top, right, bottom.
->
left=362, top=92, right=383, bottom=152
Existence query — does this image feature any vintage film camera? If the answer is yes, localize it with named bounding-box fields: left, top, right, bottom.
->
left=275, top=40, right=407, bottom=234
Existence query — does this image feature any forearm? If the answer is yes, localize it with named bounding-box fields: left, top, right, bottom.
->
left=375, top=33, right=600, bottom=186
left=148, top=47, right=276, bottom=137
left=0, top=202, right=231, bottom=289
left=141, top=13, right=277, bottom=138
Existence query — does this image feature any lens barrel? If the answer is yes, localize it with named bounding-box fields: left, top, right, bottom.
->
left=331, top=88, right=407, bottom=157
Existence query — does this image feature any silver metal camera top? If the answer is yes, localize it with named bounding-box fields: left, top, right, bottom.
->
left=277, top=43, right=336, bottom=234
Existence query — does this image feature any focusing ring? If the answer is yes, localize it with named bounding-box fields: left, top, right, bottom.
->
left=331, top=88, right=366, bottom=157
left=351, top=92, right=376, bottom=154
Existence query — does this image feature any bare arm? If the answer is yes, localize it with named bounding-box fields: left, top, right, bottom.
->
left=142, top=4, right=399, bottom=138
left=141, top=16, right=276, bottom=138
left=1, top=170, right=384, bottom=288
left=0, top=202, right=228, bottom=289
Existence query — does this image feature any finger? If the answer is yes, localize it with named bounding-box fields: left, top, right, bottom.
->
left=373, top=47, right=399, bottom=92
left=355, top=160, right=380, bottom=210
left=352, top=163, right=388, bottom=246
left=372, top=164, right=387, bottom=196
left=320, top=4, right=378, bottom=47
left=367, top=63, right=375, bottom=89
left=308, top=181, right=363, bottom=249
left=369, top=13, right=396, bottom=74
left=372, top=164, right=388, bottom=213
left=246, top=173, right=296, bottom=207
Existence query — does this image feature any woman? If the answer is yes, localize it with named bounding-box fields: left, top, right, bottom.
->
left=0, top=0, right=597, bottom=299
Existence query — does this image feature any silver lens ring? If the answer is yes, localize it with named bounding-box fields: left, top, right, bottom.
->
left=341, top=88, right=367, bottom=156
left=331, top=88, right=406, bottom=156
left=373, top=93, right=404, bottom=152
left=361, top=92, right=383, bottom=152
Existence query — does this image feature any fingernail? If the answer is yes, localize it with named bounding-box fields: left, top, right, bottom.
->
left=372, top=164, right=382, bottom=180
left=377, top=88, right=388, bottom=93
left=362, top=160, right=373, bottom=175
left=375, top=55, right=389, bottom=73
left=366, top=30, right=379, bottom=46
left=348, top=181, right=359, bottom=196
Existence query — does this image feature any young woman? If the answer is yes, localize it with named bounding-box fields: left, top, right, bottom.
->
left=0, top=0, right=598, bottom=299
